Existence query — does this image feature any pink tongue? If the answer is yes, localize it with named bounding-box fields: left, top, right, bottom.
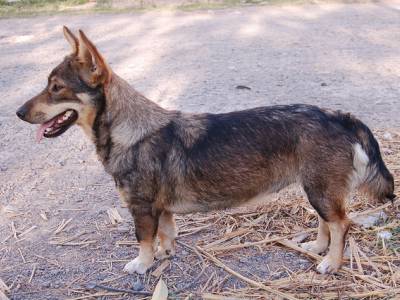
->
left=36, top=118, right=57, bottom=143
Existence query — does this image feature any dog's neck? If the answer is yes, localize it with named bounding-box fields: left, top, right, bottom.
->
left=92, top=72, right=172, bottom=166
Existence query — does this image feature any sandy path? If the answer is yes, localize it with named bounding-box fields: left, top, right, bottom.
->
left=0, top=2, right=399, bottom=299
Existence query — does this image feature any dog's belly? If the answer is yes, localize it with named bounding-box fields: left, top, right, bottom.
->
left=166, top=201, right=207, bottom=214
left=165, top=188, right=284, bottom=214
left=244, top=190, right=279, bottom=207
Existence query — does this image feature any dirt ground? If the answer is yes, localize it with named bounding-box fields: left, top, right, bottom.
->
left=1, top=2, right=400, bottom=299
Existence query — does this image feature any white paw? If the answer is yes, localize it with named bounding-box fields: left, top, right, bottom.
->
left=317, top=256, right=340, bottom=274
left=155, top=246, right=175, bottom=260
left=123, top=257, right=152, bottom=274
left=301, top=241, right=327, bottom=254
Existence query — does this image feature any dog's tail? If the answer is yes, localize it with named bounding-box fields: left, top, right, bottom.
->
left=337, top=113, right=396, bottom=202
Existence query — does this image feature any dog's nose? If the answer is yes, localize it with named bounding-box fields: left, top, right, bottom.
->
left=16, top=106, right=28, bottom=120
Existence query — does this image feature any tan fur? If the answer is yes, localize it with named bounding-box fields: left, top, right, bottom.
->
left=78, top=30, right=111, bottom=87
left=301, top=216, right=330, bottom=254
left=76, top=105, right=97, bottom=140
left=155, top=211, right=177, bottom=259
left=317, top=218, right=350, bottom=274
left=63, top=26, right=78, bottom=55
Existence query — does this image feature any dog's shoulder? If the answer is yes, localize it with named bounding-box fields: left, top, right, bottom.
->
left=168, top=112, right=209, bottom=149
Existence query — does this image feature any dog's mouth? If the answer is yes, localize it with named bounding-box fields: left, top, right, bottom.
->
left=36, top=110, right=78, bottom=142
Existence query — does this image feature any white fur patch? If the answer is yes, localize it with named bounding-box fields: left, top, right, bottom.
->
left=76, top=93, right=93, bottom=104
left=317, top=256, right=337, bottom=274
left=123, top=242, right=154, bottom=274
left=123, top=256, right=152, bottom=274
left=351, top=143, right=370, bottom=188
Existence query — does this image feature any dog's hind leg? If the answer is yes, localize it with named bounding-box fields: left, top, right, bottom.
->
left=155, top=211, right=177, bottom=259
left=301, top=215, right=330, bottom=254
left=124, top=212, right=158, bottom=274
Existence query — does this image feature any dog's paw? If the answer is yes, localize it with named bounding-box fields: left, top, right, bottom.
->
left=123, top=257, right=152, bottom=274
left=300, top=241, right=328, bottom=254
left=155, top=246, right=175, bottom=260
left=316, top=256, right=340, bottom=274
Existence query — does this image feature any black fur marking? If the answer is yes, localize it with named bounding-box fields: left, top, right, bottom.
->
left=92, top=94, right=113, bottom=164
left=303, top=184, right=329, bottom=222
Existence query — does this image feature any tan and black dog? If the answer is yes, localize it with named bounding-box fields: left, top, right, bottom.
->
left=17, top=27, right=395, bottom=275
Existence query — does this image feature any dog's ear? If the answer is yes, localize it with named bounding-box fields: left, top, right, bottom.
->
left=63, top=26, right=78, bottom=56
left=78, top=29, right=110, bottom=87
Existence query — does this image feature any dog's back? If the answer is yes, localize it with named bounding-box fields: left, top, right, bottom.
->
left=157, top=104, right=394, bottom=215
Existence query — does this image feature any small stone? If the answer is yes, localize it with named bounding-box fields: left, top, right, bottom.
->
left=270, top=271, right=286, bottom=280
left=53, top=281, right=62, bottom=289
left=383, top=132, right=393, bottom=141
left=382, top=148, right=393, bottom=155
left=377, top=230, right=392, bottom=240
left=350, top=211, right=388, bottom=229
left=86, top=282, right=96, bottom=289
left=117, top=225, right=130, bottom=233
left=236, top=85, right=251, bottom=90
left=321, top=82, right=328, bottom=87
left=132, top=280, right=144, bottom=291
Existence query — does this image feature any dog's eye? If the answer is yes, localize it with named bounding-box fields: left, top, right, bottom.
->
left=51, top=84, right=63, bottom=93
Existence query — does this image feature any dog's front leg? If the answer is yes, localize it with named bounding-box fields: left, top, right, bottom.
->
left=124, top=212, right=158, bottom=274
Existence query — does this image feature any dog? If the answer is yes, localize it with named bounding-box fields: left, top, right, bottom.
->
left=17, top=26, right=396, bottom=275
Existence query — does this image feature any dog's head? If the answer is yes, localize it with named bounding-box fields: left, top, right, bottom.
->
left=16, top=27, right=110, bottom=141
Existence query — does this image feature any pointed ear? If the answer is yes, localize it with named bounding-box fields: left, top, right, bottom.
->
left=63, top=26, right=78, bottom=55
left=78, top=29, right=110, bottom=86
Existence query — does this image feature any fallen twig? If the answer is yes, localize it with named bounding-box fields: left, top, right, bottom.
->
left=85, top=282, right=152, bottom=296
